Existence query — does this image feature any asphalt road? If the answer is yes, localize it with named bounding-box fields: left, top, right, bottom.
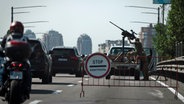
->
left=0, top=74, right=184, bottom=104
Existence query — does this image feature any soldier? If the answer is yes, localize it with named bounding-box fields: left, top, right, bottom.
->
left=126, top=48, right=135, bottom=63
left=128, top=37, right=149, bottom=80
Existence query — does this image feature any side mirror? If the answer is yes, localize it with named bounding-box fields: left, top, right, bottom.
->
left=48, top=50, right=53, bottom=54
left=104, top=53, right=107, bottom=55
left=81, top=54, right=85, bottom=58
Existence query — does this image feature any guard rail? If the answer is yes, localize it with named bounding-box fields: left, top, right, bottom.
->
left=155, top=56, right=184, bottom=82
left=157, top=56, right=184, bottom=73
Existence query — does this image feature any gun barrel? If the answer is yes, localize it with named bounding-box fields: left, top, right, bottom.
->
left=109, top=21, right=125, bottom=31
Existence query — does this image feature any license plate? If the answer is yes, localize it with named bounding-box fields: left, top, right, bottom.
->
left=58, top=58, right=68, bottom=61
left=10, top=71, right=23, bottom=79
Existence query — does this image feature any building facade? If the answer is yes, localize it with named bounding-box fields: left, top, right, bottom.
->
left=77, top=33, right=92, bottom=55
left=139, top=24, right=156, bottom=48
left=24, top=29, right=36, bottom=39
left=42, top=30, right=64, bottom=50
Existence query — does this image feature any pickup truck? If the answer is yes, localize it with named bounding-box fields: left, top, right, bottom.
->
left=106, top=46, right=141, bottom=80
left=106, top=46, right=155, bottom=80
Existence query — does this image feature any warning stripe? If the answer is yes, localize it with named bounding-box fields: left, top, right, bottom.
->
left=90, top=65, right=107, bottom=67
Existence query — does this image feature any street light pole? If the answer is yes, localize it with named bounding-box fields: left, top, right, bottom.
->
left=22, top=21, right=49, bottom=24
left=126, top=6, right=160, bottom=24
left=11, top=5, right=46, bottom=23
left=162, top=4, right=165, bottom=24
left=158, top=7, right=160, bottom=24
left=131, top=21, right=156, bottom=25
left=11, top=7, right=13, bottom=23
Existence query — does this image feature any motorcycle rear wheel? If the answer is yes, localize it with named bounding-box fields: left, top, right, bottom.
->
left=8, top=80, right=23, bottom=104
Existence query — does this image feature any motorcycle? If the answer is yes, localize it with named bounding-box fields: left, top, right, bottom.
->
left=0, top=38, right=32, bottom=104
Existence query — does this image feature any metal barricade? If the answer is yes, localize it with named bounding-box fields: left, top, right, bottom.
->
left=80, top=56, right=179, bottom=98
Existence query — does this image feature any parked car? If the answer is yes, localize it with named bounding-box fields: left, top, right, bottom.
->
left=49, top=46, right=83, bottom=77
left=28, top=39, right=52, bottom=84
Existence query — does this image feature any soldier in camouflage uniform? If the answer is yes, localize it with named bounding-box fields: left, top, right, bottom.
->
left=128, top=38, right=149, bottom=80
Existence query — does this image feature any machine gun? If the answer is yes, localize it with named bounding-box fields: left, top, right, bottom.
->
left=109, top=21, right=137, bottom=40
left=109, top=21, right=138, bottom=56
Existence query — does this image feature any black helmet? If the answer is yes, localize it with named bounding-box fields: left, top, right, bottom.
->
left=10, top=21, right=24, bottom=35
left=135, top=38, right=139, bottom=42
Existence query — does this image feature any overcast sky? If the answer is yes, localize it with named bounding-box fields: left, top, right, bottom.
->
left=0, top=0, right=170, bottom=52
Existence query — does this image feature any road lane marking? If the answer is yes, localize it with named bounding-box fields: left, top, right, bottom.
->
left=151, top=77, right=184, bottom=103
left=149, top=89, right=164, bottom=98
left=78, top=79, right=88, bottom=83
left=52, top=90, right=63, bottom=94
left=78, top=81, right=82, bottom=83
left=29, top=100, right=42, bottom=104
left=67, top=84, right=75, bottom=87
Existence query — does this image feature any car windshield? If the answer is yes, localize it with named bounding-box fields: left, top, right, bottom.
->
left=109, top=47, right=134, bottom=55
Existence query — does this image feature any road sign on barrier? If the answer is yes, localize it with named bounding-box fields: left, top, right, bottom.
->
left=85, top=53, right=111, bottom=78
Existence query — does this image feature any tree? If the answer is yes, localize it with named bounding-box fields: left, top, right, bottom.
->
left=153, top=0, right=184, bottom=59
left=153, top=23, right=173, bottom=59
left=167, top=0, right=184, bottom=41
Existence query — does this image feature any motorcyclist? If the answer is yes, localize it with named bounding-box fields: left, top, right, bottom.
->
left=0, top=21, right=32, bottom=98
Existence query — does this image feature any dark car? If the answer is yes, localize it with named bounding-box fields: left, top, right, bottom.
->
left=28, top=39, right=52, bottom=84
left=49, top=46, right=83, bottom=77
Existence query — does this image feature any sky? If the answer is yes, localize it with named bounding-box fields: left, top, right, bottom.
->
left=0, top=0, right=169, bottom=52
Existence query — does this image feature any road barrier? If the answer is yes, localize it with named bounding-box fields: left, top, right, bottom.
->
left=80, top=55, right=180, bottom=99
left=157, top=56, right=184, bottom=72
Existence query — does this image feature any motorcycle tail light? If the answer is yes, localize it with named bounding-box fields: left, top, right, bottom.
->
left=18, top=63, right=23, bottom=67
left=9, top=40, right=26, bottom=45
left=12, top=63, right=16, bottom=67
left=11, top=63, right=23, bottom=68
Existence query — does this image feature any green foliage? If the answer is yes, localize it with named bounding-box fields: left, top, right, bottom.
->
left=153, top=23, right=174, bottom=58
left=153, top=0, right=184, bottom=59
left=167, top=0, right=184, bottom=42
